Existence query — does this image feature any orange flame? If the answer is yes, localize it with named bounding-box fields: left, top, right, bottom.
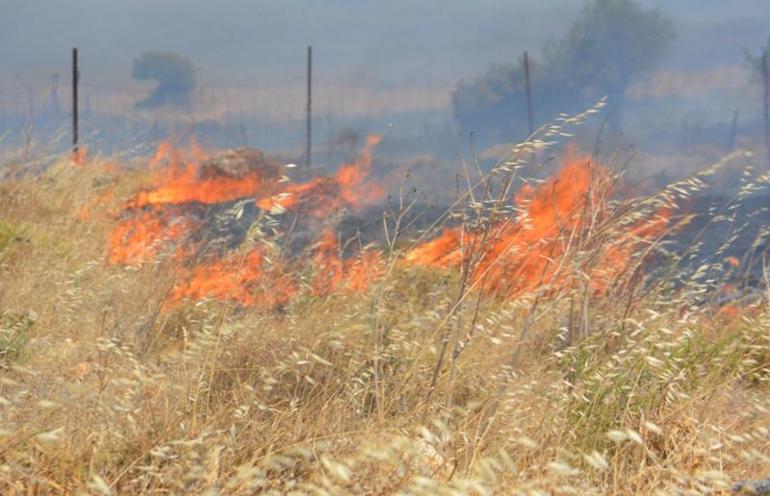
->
left=257, top=134, right=384, bottom=216
left=108, top=136, right=385, bottom=309
left=109, top=209, right=197, bottom=265
left=405, top=152, right=669, bottom=299
left=311, top=229, right=383, bottom=295
left=106, top=140, right=673, bottom=309
left=128, top=145, right=271, bottom=208
left=335, top=134, right=384, bottom=207
left=168, top=249, right=296, bottom=307
left=71, top=145, right=89, bottom=166
left=724, top=256, right=741, bottom=268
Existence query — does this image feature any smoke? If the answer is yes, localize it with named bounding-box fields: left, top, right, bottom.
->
left=0, top=0, right=768, bottom=162
left=452, top=0, right=676, bottom=145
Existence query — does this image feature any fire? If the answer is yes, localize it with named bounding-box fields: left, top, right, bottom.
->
left=167, top=230, right=384, bottom=307
left=168, top=249, right=296, bottom=307
left=256, top=177, right=337, bottom=214
left=334, top=134, right=384, bottom=207
left=106, top=136, right=667, bottom=310
left=257, top=134, right=384, bottom=216
left=71, top=145, right=89, bottom=166
left=107, top=135, right=385, bottom=308
left=725, top=256, right=741, bottom=268
left=405, top=152, right=669, bottom=299
left=129, top=168, right=266, bottom=208
left=311, top=229, right=383, bottom=296
left=109, top=209, right=198, bottom=265
left=127, top=145, right=273, bottom=208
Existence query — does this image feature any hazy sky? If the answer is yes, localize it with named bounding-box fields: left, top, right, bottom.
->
left=1, top=0, right=769, bottom=88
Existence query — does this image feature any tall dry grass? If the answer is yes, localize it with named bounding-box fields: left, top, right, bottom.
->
left=1, top=105, right=770, bottom=495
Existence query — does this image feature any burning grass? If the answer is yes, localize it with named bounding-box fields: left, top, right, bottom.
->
left=1, top=104, right=770, bottom=494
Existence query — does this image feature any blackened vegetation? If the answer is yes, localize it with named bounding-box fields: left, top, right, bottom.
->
left=662, top=190, right=770, bottom=306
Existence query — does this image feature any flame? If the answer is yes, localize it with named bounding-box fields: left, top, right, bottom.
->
left=725, top=256, right=741, bottom=268
left=129, top=135, right=382, bottom=214
left=107, top=135, right=385, bottom=309
left=335, top=134, right=384, bottom=207
left=311, top=229, right=383, bottom=295
left=109, top=209, right=197, bottom=265
left=128, top=145, right=270, bottom=208
left=105, top=139, right=674, bottom=309
left=71, top=145, right=89, bottom=166
left=167, top=230, right=383, bottom=307
left=257, top=134, right=384, bottom=216
left=168, top=249, right=296, bottom=307
left=405, top=151, right=669, bottom=299
left=256, top=177, right=337, bottom=215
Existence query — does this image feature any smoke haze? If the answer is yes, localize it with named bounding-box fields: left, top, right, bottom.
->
left=2, top=0, right=766, bottom=85
left=1, top=0, right=769, bottom=167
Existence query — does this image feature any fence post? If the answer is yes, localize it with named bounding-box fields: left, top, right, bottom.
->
left=72, top=47, right=79, bottom=154
left=763, top=52, right=769, bottom=168
left=306, top=45, right=312, bottom=167
left=523, top=50, right=534, bottom=135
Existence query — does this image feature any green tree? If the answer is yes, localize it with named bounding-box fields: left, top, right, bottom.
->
left=132, top=51, right=197, bottom=109
left=548, top=0, right=675, bottom=125
left=453, top=0, right=675, bottom=143
left=745, top=39, right=770, bottom=167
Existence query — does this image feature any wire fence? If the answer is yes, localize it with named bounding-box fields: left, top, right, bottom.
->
left=0, top=77, right=456, bottom=159
left=0, top=71, right=764, bottom=165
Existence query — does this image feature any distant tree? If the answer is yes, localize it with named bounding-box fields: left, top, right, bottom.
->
left=453, top=0, right=675, bottom=143
left=452, top=63, right=532, bottom=143
left=132, top=51, right=196, bottom=109
left=547, top=0, right=675, bottom=125
left=744, top=39, right=770, bottom=80
left=745, top=39, right=770, bottom=167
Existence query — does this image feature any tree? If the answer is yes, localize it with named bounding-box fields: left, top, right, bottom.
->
left=132, top=51, right=196, bottom=109
left=744, top=39, right=770, bottom=77
left=548, top=0, right=675, bottom=125
left=452, top=0, right=675, bottom=144
left=745, top=40, right=770, bottom=168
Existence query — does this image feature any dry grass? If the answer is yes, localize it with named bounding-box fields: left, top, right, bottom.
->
left=1, top=110, right=770, bottom=495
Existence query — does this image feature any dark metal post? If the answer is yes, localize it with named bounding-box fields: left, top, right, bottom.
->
left=523, top=50, right=534, bottom=135
left=306, top=45, right=312, bottom=167
left=72, top=47, right=79, bottom=154
left=762, top=50, right=770, bottom=168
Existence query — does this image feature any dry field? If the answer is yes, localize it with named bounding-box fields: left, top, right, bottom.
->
left=1, top=105, right=770, bottom=495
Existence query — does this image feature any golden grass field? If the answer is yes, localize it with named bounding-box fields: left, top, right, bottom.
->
left=1, top=106, right=770, bottom=495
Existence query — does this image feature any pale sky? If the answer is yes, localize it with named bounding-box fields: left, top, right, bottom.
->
left=1, top=0, right=768, bottom=89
